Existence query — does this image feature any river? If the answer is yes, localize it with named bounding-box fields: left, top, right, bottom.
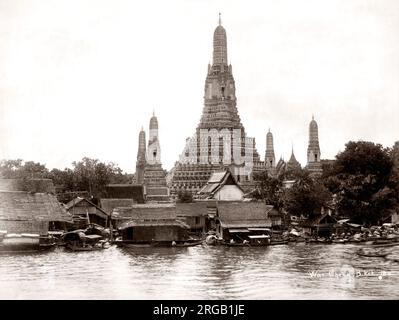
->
left=1, top=243, right=398, bottom=299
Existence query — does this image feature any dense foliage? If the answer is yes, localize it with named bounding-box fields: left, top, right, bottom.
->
left=283, top=169, right=331, bottom=219
left=177, top=189, right=194, bottom=203
left=324, top=141, right=398, bottom=225
left=254, top=141, right=399, bottom=225
left=0, top=157, right=132, bottom=201
left=255, top=168, right=332, bottom=219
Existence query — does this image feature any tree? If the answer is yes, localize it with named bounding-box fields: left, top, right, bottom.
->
left=283, top=169, right=331, bottom=219
left=177, top=189, right=193, bottom=203
left=70, top=157, right=130, bottom=199
left=1, top=157, right=132, bottom=201
left=0, top=159, right=49, bottom=179
left=325, top=141, right=397, bottom=225
left=0, top=159, right=24, bottom=178
left=253, top=171, right=284, bottom=210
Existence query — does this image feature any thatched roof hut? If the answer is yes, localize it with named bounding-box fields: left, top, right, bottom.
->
left=0, top=178, right=55, bottom=193
left=0, top=178, right=72, bottom=235
left=0, top=191, right=72, bottom=235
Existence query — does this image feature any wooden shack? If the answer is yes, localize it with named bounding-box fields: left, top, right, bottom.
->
left=65, top=197, right=109, bottom=228
left=301, top=213, right=338, bottom=237
left=176, top=202, right=208, bottom=234
left=100, top=184, right=145, bottom=218
left=215, top=201, right=273, bottom=242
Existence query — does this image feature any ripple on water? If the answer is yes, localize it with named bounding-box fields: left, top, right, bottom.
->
left=1, top=244, right=399, bottom=299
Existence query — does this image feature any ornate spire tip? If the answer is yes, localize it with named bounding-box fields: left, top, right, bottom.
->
left=219, top=12, right=221, bottom=26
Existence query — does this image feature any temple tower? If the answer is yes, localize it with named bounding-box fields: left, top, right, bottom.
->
left=147, top=112, right=161, bottom=165
left=265, top=129, right=275, bottom=169
left=143, top=114, right=169, bottom=202
left=171, top=14, right=262, bottom=195
left=135, top=128, right=146, bottom=184
left=306, top=116, right=322, bottom=176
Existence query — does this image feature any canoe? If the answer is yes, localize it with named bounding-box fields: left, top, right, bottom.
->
left=270, top=240, right=289, bottom=245
left=332, top=239, right=347, bottom=243
left=371, top=242, right=399, bottom=248
left=172, top=240, right=203, bottom=247
left=356, top=250, right=388, bottom=258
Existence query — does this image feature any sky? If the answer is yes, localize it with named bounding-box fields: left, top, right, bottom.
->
left=0, top=0, right=398, bottom=173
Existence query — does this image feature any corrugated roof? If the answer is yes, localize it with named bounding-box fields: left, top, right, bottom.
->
left=113, top=204, right=176, bottom=220
left=221, top=220, right=272, bottom=228
left=118, top=219, right=189, bottom=230
left=0, top=191, right=72, bottom=223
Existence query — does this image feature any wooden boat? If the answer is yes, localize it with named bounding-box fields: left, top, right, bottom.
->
left=0, top=233, right=40, bottom=252
left=356, top=248, right=388, bottom=258
left=372, top=238, right=398, bottom=245
left=332, top=239, right=347, bottom=243
left=63, top=231, right=107, bottom=252
left=172, top=240, right=203, bottom=247
left=371, top=242, right=399, bottom=248
left=270, top=239, right=289, bottom=245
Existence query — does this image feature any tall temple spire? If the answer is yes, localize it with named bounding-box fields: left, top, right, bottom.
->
left=265, top=129, right=275, bottom=168
left=148, top=113, right=161, bottom=165
left=171, top=16, right=261, bottom=195
left=135, top=128, right=146, bottom=184
left=213, top=14, right=228, bottom=66
left=307, top=116, right=321, bottom=163
left=306, top=116, right=322, bottom=175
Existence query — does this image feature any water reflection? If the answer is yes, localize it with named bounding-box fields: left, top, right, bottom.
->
left=0, top=244, right=398, bottom=299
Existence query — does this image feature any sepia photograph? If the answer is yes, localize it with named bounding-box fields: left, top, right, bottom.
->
left=0, top=0, right=398, bottom=303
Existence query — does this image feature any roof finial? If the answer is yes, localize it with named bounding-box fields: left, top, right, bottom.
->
left=219, top=12, right=222, bottom=26
left=312, top=114, right=314, bottom=121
